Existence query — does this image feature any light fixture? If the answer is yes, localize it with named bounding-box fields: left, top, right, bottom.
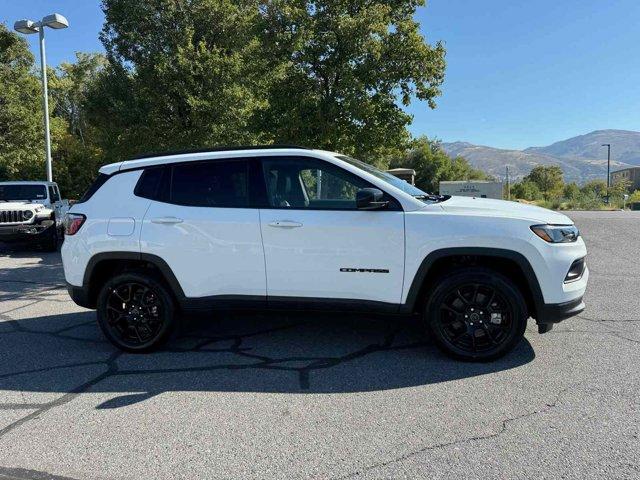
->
left=41, top=13, right=69, bottom=30
left=13, top=19, right=39, bottom=34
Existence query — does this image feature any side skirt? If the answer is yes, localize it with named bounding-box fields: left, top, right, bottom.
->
left=179, top=295, right=402, bottom=315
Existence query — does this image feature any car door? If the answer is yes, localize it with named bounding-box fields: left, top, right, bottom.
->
left=140, top=158, right=267, bottom=300
left=258, top=156, right=405, bottom=306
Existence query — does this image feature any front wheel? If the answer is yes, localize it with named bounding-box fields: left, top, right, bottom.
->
left=424, top=268, right=528, bottom=361
left=97, top=272, right=176, bottom=352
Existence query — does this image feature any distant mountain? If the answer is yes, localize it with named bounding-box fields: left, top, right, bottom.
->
left=441, top=130, right=639, bottom=183
left=525, top=130, right=640, bottom=165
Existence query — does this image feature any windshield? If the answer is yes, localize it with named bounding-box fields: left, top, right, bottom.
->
left=335, top=155, right=428, bottom=197
left=0, top=184, right=47, bottom=202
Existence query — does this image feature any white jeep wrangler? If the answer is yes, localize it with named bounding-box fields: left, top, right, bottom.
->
left=61, top=147, right=588, bottom=360
left=0, top=181, right=68, bottom=251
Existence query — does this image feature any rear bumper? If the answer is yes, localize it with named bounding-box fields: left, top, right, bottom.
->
left=0, top=221, right=55, bottom=242
left=66, top=283, right=94, bottom=309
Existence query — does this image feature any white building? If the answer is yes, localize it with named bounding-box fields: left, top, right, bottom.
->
left=439, top=180, right=503, bottom=199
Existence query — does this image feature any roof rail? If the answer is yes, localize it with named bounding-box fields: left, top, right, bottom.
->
left=126, top=145, right=310, bottom=161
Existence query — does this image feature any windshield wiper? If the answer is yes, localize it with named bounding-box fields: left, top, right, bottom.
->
left=414, top=194, right=450, bottom=203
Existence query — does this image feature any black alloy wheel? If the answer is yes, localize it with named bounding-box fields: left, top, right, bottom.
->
left=425, top=268, right=527, bottom=361
left=97, top=272, right=175, bottom=352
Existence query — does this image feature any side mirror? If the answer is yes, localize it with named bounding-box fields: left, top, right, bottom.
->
left=356, top=188, right=389, bottom=210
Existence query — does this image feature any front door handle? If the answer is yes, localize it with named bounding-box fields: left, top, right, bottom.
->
left=268, top=220, right=303, bottom=228
left=151, top=216, right=183, bottom=225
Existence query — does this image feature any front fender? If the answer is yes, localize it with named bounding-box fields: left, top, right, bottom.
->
left=402, top=211, right=546, bottom=313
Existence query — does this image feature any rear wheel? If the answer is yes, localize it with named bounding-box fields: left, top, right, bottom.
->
left=97, top=272, right=176, bottom=352
left=424, top=268, right=528, bottom=361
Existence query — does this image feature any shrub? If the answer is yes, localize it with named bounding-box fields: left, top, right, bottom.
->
left=511, top=181, right=543, bottom=201
left=628, top=190, right=640, bottom=203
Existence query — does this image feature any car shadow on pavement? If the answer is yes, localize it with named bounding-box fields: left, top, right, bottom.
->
left=0, top=309, right=535, bottom=408
left=0, top=247, right=64, bottom=292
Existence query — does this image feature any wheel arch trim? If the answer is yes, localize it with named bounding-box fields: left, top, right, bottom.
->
left=401, top=247, right=544, bottom=315
left=83, top=251, right=186, bottom=300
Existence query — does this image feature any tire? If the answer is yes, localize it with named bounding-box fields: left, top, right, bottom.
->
left=424, top=267, right=528, bottom=361
left=41, top=226, right=58, bottom=252
left=97, top=272, right=176, bottom=353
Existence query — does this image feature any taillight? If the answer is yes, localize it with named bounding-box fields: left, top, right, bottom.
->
left=64, top=213, right=86, bottom=235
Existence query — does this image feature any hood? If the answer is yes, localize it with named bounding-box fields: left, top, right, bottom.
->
left=437, top=196, right=573, bottom=224
left=0, top=201, right=45, bottom=210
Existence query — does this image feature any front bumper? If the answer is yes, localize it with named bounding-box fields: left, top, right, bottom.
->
left=535, top=295, right=585, bottom=333
left=530, top=239, right=588, bottom=333
left=0, top=220, right=55, bottom=242
left=539, top=296, right=585, bottom=323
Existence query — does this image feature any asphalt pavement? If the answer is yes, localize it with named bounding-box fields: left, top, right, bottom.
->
left=0, top=210, right=638, bottom=479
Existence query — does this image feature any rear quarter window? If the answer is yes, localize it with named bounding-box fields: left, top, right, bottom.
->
left=134, top=167, right=165, bottom=200
left=76, top=173, right=110, bottom=204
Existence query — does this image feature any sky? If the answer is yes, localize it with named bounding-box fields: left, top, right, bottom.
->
left=2, top=0, right=639, bottom=150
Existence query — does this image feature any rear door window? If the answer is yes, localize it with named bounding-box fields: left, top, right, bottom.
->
left=169, top=160, right=250, bottom=208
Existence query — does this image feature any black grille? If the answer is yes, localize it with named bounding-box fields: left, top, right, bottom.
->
left=0, top=210, right=27, bottom=223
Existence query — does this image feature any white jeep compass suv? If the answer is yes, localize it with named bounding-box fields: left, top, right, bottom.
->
left=61, top=146, right=588, bottom=361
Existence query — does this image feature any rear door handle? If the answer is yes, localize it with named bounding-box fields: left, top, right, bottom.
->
left=151, top=216, right=183, bottom=225
left=268, top=220, right=303, bottom=228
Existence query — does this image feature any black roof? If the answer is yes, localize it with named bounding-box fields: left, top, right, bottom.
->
left=126, top=145, right=310, bottom=161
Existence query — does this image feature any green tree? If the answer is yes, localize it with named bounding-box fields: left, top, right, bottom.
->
left=511, top=180, right=542, bottom=201
left=610, top=177, right=631, bottom=200
left=0, top=23, right=86, bottom=194
left=388, top=137, right=486, bottom=192
left=563, top=182, right=581, bottom=200
left=523, top=165, right=564, bottom=199
left=581, top=179, right=607, bottom=198
left=88, top=0, right=271, bottom=161
left=51, top=53, right=107, bottom=145
left=0, top=24, right=44, bottom=181
left=258, top=0, right=446, bottom=160
left=628, top=190, right=640, bottom=204
left=51, top=134, right=105, bottom=199
left=40, top=52, right=108, bottom=198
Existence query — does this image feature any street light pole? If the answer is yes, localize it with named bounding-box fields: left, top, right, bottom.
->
left=14, top=13, right=69, bottom=183
left=505, top=165, right=510, bottom=200
left=602, top=143, right=611, bottom=203
left=38, top=27, right=53, bottom=182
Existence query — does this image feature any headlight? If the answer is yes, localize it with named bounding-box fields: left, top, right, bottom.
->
left=530, top=224, right=579, bottom=243
left=23, top=210, right=33, bottom=220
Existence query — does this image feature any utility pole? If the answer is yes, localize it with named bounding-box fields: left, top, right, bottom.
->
left=602, top=143, right=611, bottom=204
left=506, top=166, right=510, bottom=200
